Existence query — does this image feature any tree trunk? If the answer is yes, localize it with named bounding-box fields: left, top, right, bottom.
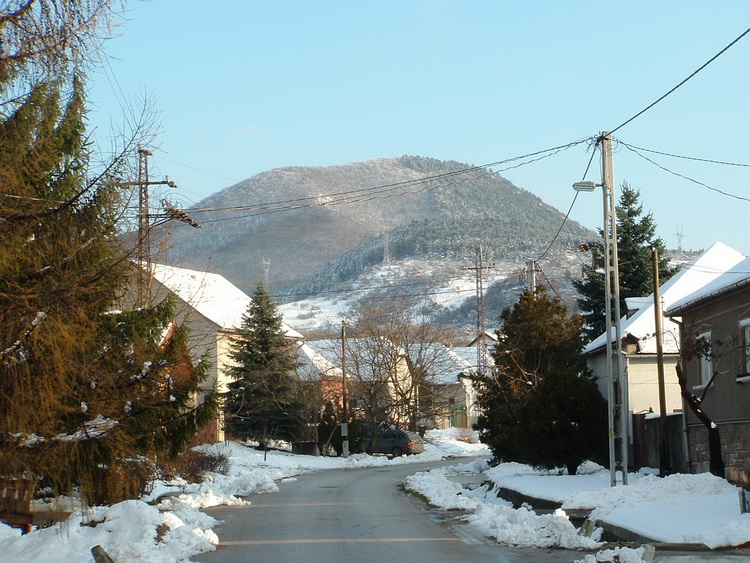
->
left=708, top=426, right=725, bottom=478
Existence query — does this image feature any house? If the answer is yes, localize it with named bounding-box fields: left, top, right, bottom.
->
left=297, top=338, right=416, bottom=429
left=149, top=264, right=304, bottom=441
left=583, top=242, right=745, bottom=416
left=427, top=345, right=487, bottom=429
left=666, top=253, right=750, bottom=486
left=297, top=338, right=488, bottom=431
left=582, top=242, right=745, bottom=470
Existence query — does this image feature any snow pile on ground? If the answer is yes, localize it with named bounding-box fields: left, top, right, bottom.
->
left=0, top=429, right=486, bottom=562
left=5, top=427, right=750, bottom=563
left=486, top=462, right=750, bottom=549
left=0, top=499, right=218, bottom=563
left=404, top=460, right=603, bottom=550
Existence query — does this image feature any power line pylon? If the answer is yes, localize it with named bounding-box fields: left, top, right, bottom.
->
left=463, top=244, right=494, bottom=376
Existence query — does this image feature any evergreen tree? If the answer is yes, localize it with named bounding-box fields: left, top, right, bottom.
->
left=574, top=182, right=676, bottom=341
left=224, top=283, right=303, bottom=447
left=474, top=287, right=608, bottom=474
left=0, top=2, right=215, bottom=506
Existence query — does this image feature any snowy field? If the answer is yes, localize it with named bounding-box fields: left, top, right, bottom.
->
left=1, top=429, right=749, bottom=562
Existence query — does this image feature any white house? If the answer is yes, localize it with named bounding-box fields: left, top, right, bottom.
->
left=149, top=263, right=304, bottom=440
left=583, top=242, right=745, bottom=415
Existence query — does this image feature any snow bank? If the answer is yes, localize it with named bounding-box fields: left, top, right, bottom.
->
left=404, top=461, right=603, bottom=550
left=0, top=429, right=486, bottom=562
left=486, top=462, right=750, bottom=550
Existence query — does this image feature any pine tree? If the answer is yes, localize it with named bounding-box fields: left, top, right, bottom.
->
left=574, top=182, right=675, bottom=341
left=474, top=287, right=608, bottom=474
left=0, top=3, right=216, bottom=506
left=224, top=283, right=303, bottom=448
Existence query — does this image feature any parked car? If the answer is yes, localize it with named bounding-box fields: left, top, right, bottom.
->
left=362, top=427, right=424, bottom=456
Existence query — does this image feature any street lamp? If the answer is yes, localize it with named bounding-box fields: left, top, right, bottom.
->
left=572, top=181, right=599, bottom=192
left=573, top=132, right=629, bottom=486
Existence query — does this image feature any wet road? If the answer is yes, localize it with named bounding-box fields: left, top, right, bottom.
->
left=193, top=457, right=584, bottom=562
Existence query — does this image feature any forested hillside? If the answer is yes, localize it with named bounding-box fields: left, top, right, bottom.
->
left=162, top=156, right=594, bottom=300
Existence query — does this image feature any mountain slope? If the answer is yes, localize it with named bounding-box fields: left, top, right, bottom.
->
left=162, top=156, right=594, bottom=294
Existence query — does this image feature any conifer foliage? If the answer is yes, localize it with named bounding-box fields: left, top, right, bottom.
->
left=474, top=287, right=608, bottom=474
left=574, top=182, right=675, bottom=341
left=224, top=284, right=303, bottom=447
left=0, top=1, right=215, bottom=506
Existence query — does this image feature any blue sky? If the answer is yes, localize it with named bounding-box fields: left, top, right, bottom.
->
left=88, top=1, right=750, bottom=255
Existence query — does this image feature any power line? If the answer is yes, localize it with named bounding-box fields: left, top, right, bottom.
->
left=536, top=263, right=573, bottom=309
left=536, top=138, right=598, bottom=261
left=610, top=26, right=750, bottom=135
left=618, top=142, right=750, bottom=168
left=621, top=143, right=750, bottom=203
left=182, top=140, right=589, bottom=223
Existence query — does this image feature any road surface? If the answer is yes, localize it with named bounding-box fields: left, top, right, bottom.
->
left=193, top=457, right=583, bottom=562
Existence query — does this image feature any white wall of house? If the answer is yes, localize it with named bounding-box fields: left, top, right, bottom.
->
left=626, top=355, right=682, bottom=415
left=586, top=351, right=682, bottom=416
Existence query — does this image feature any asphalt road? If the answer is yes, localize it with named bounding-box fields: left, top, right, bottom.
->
left=192, top=457, right=585, bottom=563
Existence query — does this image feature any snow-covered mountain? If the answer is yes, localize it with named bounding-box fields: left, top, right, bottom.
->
left=280, top=252, right=584, bottom=335
left=162, top=156, right=595, bottom=305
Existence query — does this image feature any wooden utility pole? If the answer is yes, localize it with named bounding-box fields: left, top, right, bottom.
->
left=652, top=246, right=670, bottom=476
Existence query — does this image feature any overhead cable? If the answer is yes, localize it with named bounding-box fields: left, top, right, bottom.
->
left=185, top=140, right=590, bottom=222
left=609, top=26, right=750, bottom=135
left=621, top=143, right=750, bottom=203
left=536, top=138, right=599, bottom=261
left=619, top=142, right=750, bottom=168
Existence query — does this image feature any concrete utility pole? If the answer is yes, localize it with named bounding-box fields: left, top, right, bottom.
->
left=136, top=147, right=152, bottom=307
left=133, top=147, right=179, bottom=307
left=652, top=246, right=670, bottom=477
left=526, top=259, right=537, bottom=293
left=341, top=321, right=349, bottom=458
left=600, top=132, right=629, bottom=486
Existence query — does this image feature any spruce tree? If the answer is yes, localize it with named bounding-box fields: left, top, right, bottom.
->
left=474, top=287, right=608, bottom=474
left=574, top=182, right=675, bottom=341
left=224, top=283, right=303, bottom=448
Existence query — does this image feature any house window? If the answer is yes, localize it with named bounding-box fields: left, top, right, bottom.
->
left=698, top=331, right=712, bottom=387
left=741, top=319, right=750, bottom=375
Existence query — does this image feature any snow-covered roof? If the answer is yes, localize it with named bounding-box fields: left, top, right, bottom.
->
left=583, top=242, right=745, bottom=355
left=666, top=253, right=750, bottom=316
left=435, top=347, right=475, bottom=384
left=298, top=340, right=492, bottom=385
left=150, top=263, right=304, bottom=339
left=297, top=342, right=342, bottom=381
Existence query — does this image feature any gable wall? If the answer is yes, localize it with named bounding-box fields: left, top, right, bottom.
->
left=678, top=285, right=750, bottom=486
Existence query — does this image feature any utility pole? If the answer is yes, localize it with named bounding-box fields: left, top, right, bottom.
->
left=652, top=246, right=670, bottom=477
left=463, top=245, right=494, bottom=376
left=526, top=259, right=537, bottom=293
left=136, top=147, right=152, bottom=307
left=675, top=225, right=684, bottom=254
left=262, top=258, right=271, bottom=286
left=600, top=132, right=629, bottom=486
left=341, top=321, right=349, bottom=458
left=132, top=147, right=180, bottom=307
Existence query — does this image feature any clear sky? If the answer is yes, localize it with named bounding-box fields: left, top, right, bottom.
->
left=88, top=1, right=750, bottom=256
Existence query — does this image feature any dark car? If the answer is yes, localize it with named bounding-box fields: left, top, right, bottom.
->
left=363, top=427, right=425, bottom=456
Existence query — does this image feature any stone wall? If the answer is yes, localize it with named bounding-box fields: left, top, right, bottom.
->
left=687, top=422, right=750, bottom=486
